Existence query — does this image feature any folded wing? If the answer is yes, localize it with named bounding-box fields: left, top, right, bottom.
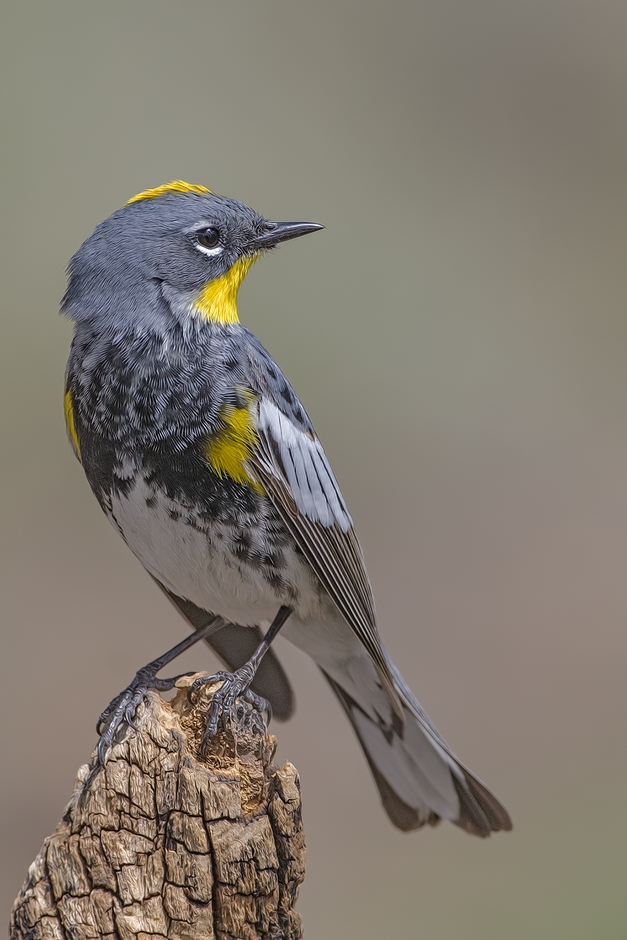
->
left=250, top=395, right=403, bottom=717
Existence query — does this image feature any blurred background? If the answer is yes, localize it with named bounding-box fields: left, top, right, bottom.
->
left=1, top=1, right=627, bottom=937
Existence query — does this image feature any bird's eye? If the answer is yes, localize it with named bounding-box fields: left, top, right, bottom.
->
left=196, top=227, right=220, bottom=249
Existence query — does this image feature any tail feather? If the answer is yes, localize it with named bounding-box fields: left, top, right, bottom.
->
left=453, top=768, right=513, bottom=835
left=352, top=702, right=460, bottom=819
left=390, top=662, right=512, bottom=835
left=359, top=745, right=440, bottom=833
left=323, top=669, right=512, bottom=837
left=324, top=672, right=440, bottom=831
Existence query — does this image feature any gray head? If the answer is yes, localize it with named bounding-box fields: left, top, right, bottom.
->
left=62, top=181, right=323, bottom=330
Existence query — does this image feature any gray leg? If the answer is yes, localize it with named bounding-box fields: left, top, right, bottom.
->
left=97, top=616, right=225, bottom=764
left=190, top=605, right=293, bottom=748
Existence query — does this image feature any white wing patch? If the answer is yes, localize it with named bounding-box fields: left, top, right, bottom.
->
left=257, top=399, right=352, bottom=532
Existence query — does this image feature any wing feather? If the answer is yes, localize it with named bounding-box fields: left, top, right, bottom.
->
left=251, top=397, right=402, bottom=716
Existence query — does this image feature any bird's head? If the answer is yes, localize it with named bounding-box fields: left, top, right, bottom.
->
left=62, top=181, right=323, bottom=329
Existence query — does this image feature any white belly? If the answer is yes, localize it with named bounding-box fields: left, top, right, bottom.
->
left=108, top=477, right=321, bottom=625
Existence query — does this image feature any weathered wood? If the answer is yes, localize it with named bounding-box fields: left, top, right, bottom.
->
left=10, top=675, right=306, bottom=940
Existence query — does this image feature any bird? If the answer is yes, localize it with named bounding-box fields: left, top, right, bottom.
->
left=62, top=180, right=512, bottom=837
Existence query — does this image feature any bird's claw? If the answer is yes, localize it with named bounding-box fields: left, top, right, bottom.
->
left=96, top=656, right=272, bottom=767
left=96, top=668, right=190, bottom=766
left=189, top=669, right=272, bottom=751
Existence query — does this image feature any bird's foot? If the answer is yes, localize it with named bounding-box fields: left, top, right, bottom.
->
left=189, top=668, right=271, bottom=751
left=96, top=665, right=192, bottom=765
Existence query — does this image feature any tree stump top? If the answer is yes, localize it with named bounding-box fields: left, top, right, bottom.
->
left=10, top=675, right=306, bottom=940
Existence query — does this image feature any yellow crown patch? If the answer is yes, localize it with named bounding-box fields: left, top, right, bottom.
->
left=126, top=180, right=212, bottom=205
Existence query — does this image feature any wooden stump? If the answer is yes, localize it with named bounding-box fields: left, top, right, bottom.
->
left=9, top=675, right=306, bottom=940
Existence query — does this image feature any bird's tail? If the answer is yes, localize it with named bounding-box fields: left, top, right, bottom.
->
left=322, top=664, right=512, bottom=836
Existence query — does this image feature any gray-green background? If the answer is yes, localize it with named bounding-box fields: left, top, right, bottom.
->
left=2, top=2, right=627, bottom=937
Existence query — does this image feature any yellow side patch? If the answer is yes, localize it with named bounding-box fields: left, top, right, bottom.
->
left=126, top=180, right=212, bottom=205
left=205, top=392, right=264, bottom=494
left=64, top=388, right=81, bottom=461
left=193, top=255, right=258, bottom=325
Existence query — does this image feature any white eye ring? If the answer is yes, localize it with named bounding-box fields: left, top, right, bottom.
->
left=194, top=227, right=223, bottom=256
left=195, top=241, right=223, bottom=257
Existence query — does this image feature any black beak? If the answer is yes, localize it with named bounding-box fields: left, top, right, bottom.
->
left=251, top=220, right=325, bottom=249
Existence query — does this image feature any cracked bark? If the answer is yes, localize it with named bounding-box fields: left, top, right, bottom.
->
left=10, top=675, right=306, bottom=940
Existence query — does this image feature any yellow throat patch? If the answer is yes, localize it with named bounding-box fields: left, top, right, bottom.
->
left=193, top=256, right=258, bottom=325
left=126, top=180, right=212, bottom=205
left=204, top=391, right=264, bottom=494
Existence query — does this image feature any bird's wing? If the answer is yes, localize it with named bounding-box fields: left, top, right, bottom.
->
left=249, top=394, right=403, bottom=717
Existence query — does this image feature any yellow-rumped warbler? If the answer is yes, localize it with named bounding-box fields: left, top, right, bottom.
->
left=63, top=181, right=511, bottom=836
